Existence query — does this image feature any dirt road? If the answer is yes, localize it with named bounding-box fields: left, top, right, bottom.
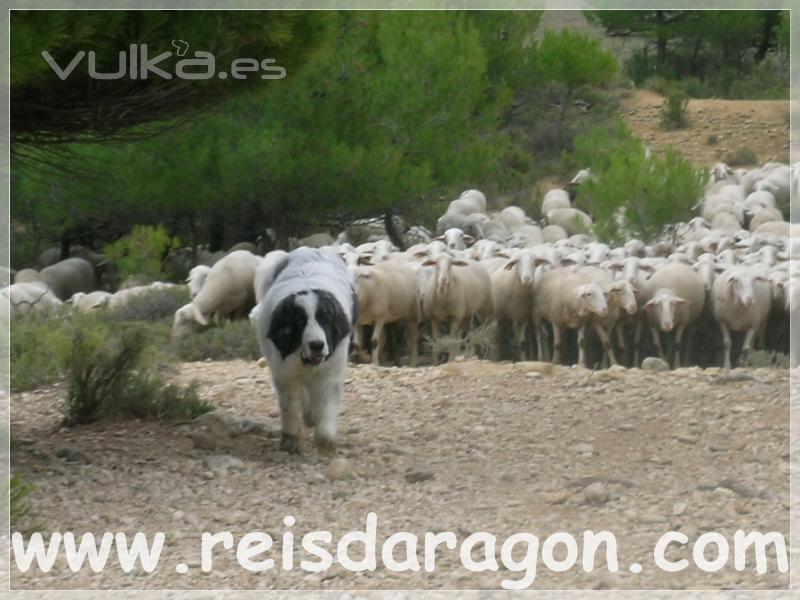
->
left=10, top=359, right=790, bottom=590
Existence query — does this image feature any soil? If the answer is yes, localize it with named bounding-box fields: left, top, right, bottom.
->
left=9, top=359, right=790, bottom=591
left=619, top=89, right=792, bottom=168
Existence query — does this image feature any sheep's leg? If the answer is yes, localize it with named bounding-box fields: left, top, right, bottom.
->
left=431, top=320, right=443, bottom=365
left=515, top=322, right=528, bottom=362
left=275, top=382, right=301, bottom=454
left=719, top=321, right=732, bottom=369
left=615, top=326, right=627, bottom=366
left=650, top=326, right=665, bottom=361
left=577, top=325, right=589, bottom=367
left=552, top=323, right=564, bottom=365
left=739, top=328, right=756, bottom=368
left=406, top=320, right=419, bottom=367
left=370, top=320, right=385, bottom=366
left=672, top=325, right=686, bottom=369
left=535, top=319, right=546, bottom=361
left=492, top=319, right=503, bottom=362
left=633, top=321, right=642, bottom=366
left=594, top=322, right=617, bottom=367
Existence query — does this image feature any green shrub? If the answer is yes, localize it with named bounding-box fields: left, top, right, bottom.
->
left=10, top=315, right=72, bottom=391
left=660, top=85, right=690, bottom=130
left=572, top=122, right=707, bottom=243
left=724, top=146, right=758, bottom=167
left=706, top=134, right=719, bottom=146
left=642, top=75, right=669, bottom=95
left=105, top=286, right=189, bottom=322
left=61, top=316, right=209, bottom=425
left=103, top=225, right=180, bottom=284
left=169, top=319, right=261, bottom=362
left=10, top=474, right=34, bottom=532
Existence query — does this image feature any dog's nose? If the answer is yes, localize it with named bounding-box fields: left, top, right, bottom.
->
left=309, top=340, right=324, bottom=353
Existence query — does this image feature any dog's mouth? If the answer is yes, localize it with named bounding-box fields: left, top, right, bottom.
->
left=301, top=354, right=326, bottom=366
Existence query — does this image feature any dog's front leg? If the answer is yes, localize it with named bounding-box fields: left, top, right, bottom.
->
left=275, top=381, right=301, bottom=453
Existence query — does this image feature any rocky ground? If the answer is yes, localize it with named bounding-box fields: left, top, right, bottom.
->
left=620, top=89, right=792, bottom=168
left=10, top=359, right=790, bottom=591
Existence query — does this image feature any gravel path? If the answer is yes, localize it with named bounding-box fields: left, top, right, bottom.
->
left=10, top=360, right=790, bottom=590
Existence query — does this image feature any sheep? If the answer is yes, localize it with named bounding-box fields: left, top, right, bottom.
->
left=744, top=190, right=776, bottom=215
left=712, top=266, right=771, bottom=368
left=641, top=263, right=705, bottom=368
left=228, top=241, right=258, bottom=254
left=754, top=165, right=790, bottom=208
left=748, top=206, right=784, bottom=231
left=710, top=212, right=742, bottom=233
left=479, top=219, right=511, bottom=242
left=16, top=258, right=96, bottom=301
left=437, top=227, right=475, bottom=251
left=351, top=259, right=421, bottom=366
left=753, top=221, right=791, bottom=238
left=532, top=267, right=608, bottom=367
left=569, top=168, right=594, bottom=185
left=69, top=290, right=112, bottom=313
left=541, top=189, right=571, bottom=215
left=449, top=189, right=487, bottom=215
left=171, top=250, right=260, bottom=337
left=253, top=250, right=290, bottom=304
left=542, top=225, right=568, bottom=243
left=420, top=253, right=491, bottom=363
left=289, top=232, right=335, bottom=249
left=507, top=224, right=543, bottom=248
left=576, top=266, right=637, bottom=367
left=435, top=211, right=486, bottom=239
left=186, top=265, right=211, bottom=300
left=489, top=250, right=543, bottom=360
left=546, top=207, right=593, bottom=236
left=495, top=206, right=527, bottom=230
left=2, top=282, right=62, bottom=319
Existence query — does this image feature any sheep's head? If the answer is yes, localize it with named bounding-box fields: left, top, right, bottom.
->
left=606, top=281, right=637, bottom=315
left=171, top=303, right=208, bottom=338
left=643, top=292, right=689, bottom=333
left=576, top=284, right=607, bottom=318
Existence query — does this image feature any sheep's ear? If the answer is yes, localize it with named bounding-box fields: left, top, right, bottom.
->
left=358, top=255, right=373, bottom=266
left=632, top=287, right=641, bottom=296
left=503, top=259, right=519, bottom=270
left=643, top=299, right=656, bottom=311
left=358, top=272, right=372, bottom=279
left=413, top=250, right=429, bottom=258
left=494, top=251, right=510, bottom=259
left=193, top=305, right=209, bottom=326
left=433, top=235, right=445, bottom=242
left=754, top=275, right=768, bottom=282
left=422, top=259, right=437, bottom=267
left=452, top=260, right=469, bottom=267
left=673, top=297, right=690, bottom=305
left=463, top=235, right=476, bottom=247
left=607, top=261, right=623, bottom=271
left=533, top=257, right=551, bottom=267
left=639, top=264, right=655, bottom=273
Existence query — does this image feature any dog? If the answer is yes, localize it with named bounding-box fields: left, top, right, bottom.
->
left=255, top=247, right=357, bottom=454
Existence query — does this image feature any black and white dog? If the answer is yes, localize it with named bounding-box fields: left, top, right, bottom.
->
left=255, top=248, right=357, bottom=454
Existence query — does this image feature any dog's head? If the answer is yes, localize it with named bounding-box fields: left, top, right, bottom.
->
left=267, top=289, right=351, bottom=366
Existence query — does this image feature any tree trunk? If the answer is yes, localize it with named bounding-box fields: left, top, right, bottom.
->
left=656, top=11, right=668, bottom=67
left=383, top=209, right=405, bottom=250
left=755, top=12, right=780, bottom=63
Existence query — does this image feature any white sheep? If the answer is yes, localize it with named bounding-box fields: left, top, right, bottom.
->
left=748, top=206, right=784, bottom=231
left=489, top=249, right=543, bottom=360
left=542, top=224, right=568, bottom=243
left=14, top=258, right=96, bottom=301
left=712, top=266, right=772, bottom=369
left=642, top=263, right=706, bottom=368
left=172, top=250, right=260, bottom=337
left=351, top=258, right=421, bottom=366
left=495, top=206, right=527, bottom=230
left=437, top=227, right=475, bottom=251
left=541, top=189, right=571, bottom=215
left=2, top=282, right=62, bottom=319
left=532, top=267, right=608, bottom=366
left=546, top=207, right=593, bottom=236
left=69, top=290, right=112, bottom=313
left=186, top=265, right=211, bottom=300
left=420, top=253, right=491, bottom=363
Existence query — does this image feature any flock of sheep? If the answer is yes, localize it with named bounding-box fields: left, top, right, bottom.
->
left=4, top=160, right=797, bottom=371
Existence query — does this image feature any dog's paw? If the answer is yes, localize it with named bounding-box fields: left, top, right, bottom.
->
left=279, top=433, right=301, bottom=454
left=314, top=435, right=337, bottom=457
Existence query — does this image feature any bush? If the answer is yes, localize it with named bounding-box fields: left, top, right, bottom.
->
left=103, top=225, right=180, bottom=284
left=10, top=315, right=72, bottom=391
left=10, top=474, right=34, bottom=532
left=169, top=319, right=261, bottom=362
left=642, top=75, right=669, bottom=95
left=660, top=85, right=690, bottom=130
left=61, top=316, right=209, bottom=425
left=105, top=286, right=190, bottom=321
left=724, top=146, right=758, bottom=167
left=706, top=134, right=719, bottom=146
left=572, top=122, right=707, bottom=243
